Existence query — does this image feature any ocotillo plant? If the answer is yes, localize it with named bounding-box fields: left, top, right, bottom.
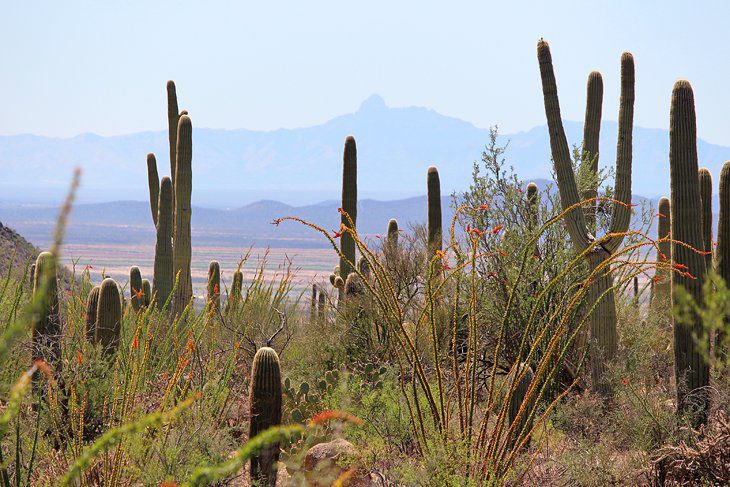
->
left=717, top=161, right=730, bottom=359
left=142, top=279, right=152, bottom=307
left=207, top=261, right=220, bottom=312
left=581, top=71, right=603, bottom=234
left=166, top=80, right=180, bottom=190
left=31, top=251, right=61, bottom=382
left=699, top=167, right=713, bottom=271
left=340, top=135, right=358, bottom=279
left=652, top=197, right=671, bottom=305
left=226, top=270, right=243, bottom=314
left=153, top=176, right=174, bottom=308
left=147, top=153, right=159, bottom=226
left=669, top=79, right=709, bottom=422
left=172, top=114, right=193, bottom=317
left=427, top=166, right=442, bottom=253
left=85, top=285, right=100, bottom=342
left=96, top=278, right=122, bottom=355
left=249, top=347, right=282, bottom=486
left=129, top=266, right=143, bottom=311
left=537, top=39, right=635, bottom=395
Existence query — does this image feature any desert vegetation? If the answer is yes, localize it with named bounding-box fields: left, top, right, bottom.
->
left=0, top=38, right=727, bottom=486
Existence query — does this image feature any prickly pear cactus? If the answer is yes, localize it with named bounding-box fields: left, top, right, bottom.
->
left=249, top=347, right=282, bottom=486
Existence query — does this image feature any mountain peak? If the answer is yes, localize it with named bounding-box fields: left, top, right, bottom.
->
left=357, top=94, right=387, bottom=113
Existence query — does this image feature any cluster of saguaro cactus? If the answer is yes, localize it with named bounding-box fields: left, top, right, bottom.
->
left=669, top=80, right=709, bottom=421
left=249, top=347, right=282, bottom=486
left=340, top=136, right=358, bottom=279
left=427, top=166, right=442, bottom=253
left=537, top=39, right=635, bottom=395
left=95, top=278, right=122, bottom=355
left=207, top=261, right=220, bottom=312
left=31, top=251, right=61, bottom=391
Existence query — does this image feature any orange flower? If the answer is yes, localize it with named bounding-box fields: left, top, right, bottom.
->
left=375, top=234, right=381, bottom=239
left=622, top=377, right=630, bottom=385
left=487, top=271, right=497, bottom=277
left=132, top=336, right=138, bottom=350
left=492, top=225, right=504, bottom=234
left=652, top=276, right=664, bottom=283
left=213, top=283, right=219, bottom=295
left=685, top=272, right=697, bottom=280
left=498, top=250, right=508, bottom=256
left=309, top=410, right=363, bottom=427
left=234, top=341, right=240, bottom=348
left=332, top=229, right=342, bottom=239
left=186, top=339, right=195, bottom=353
left=466, top=224, right=471, bottom=233
left=675, top=263, right=688, bottom=270
left=655, top=213, right=666, bottom=218
left=133, top=288, right=144, bottom=300
left=76, top=350, right=83, bottom=365
left=337, top=207, right=342, bottom=213
left=659, top=253, right=667, bottom=261
left=271, top=218, right=282, bottom=226
left=477, top=204, right=489, bottom=210
left=435, top=249, right=447, bottom=260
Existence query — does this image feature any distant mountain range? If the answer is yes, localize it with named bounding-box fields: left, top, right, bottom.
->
left=3, top=94, right=730, bottom=207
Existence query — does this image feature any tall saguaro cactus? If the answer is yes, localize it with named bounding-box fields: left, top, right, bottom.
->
left=129, top=266, right=143, bottom=311
left=85, top=285, right=101, bottom=342
left=699, top=168, right=713, bottom=271
left=96, top=278, right=122, bottom=355
left=153, top=176, right=174, bottom=308
left=669, top=80, right=709, bottom=421
left=716, top=161, right=730, bottom=359
left=427, top=166, right=442, bottom=253
left=537, top=39, right=635, bottom=395
left=31, top=252, right=61, bottom=381
left=340, top=135, right=358, bottom=279
left=249, top=347, right=283, bottom=486
left=172, top=115, right=193, bottom=317
left=387, top=218, right=399, bottom=247
left=207, top=261, right=220, bottom=312
left=651, top=197, right=671, bottom=305
left=147, top=153, right=160, bottom=226
left=226, top=270, right=243, bottom=314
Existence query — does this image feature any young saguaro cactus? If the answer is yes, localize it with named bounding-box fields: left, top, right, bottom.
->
left=318, top=290, right=326, bottom=321
left=387, top=218, right=399, bottom=248
left=537, top=39, right=635, bottom=395
left=340, top=135, right=358, bottom=279
left=427, top=166, right=442, bottom=253
left=226, top=270, right=243, bottom=314
left=172, top=115, right=193, bottom=317
left=699, top=167, right=713, bottom=271
left=142, top=279, right=152, bottom=307
left=310, top=284, right=318, bottom=322
left=249, top=347, right=283, bottom=486
left=147, top=153, right=160, bottom=226
left=31, top=252, right=61, bottom=378
left=85, top=285, right=101, bottom=342
left=507, top=362, right=535, bottom=450
left=129, top=266, right=144, bottom=312
left=153, top=176, right=174, bottom=308
left=96, top=278, right=122, bottom=355
left=207, top=261, right=221, bottom=312
left=670, top=80, right=709, bottom=422
left=651, top=197, right=672, bottom=306
left=716, top=161, right=730, bottom=359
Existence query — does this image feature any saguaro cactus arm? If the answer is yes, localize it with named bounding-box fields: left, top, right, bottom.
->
left=537, top=39, right=592, bottom=252
left=604, top=52, right=635, bottom=254
left=166, top=80, right=180, bottom=184
left=699, top=167, right=713, bottom=270
left=146, top=153, right=159, bottom=226
left=581, top=71, right=603, bottom=232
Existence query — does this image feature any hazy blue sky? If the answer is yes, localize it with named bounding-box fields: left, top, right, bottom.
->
left=1, top=1, right=728, bottom=144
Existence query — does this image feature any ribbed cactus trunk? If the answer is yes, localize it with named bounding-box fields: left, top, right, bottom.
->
left=716, top=161, right=730, bottom=360
left=581, top=71, right=603, bottom=234
left=226, top=271, right=243, bottom=314
left=31, top=251, right=61, bottom=395
left=249, top=347, right=282, bottom=487
left=318, top=290, right=326, bottom=321
left=29, top=263, right=35, bottom=290
left=153, top=176, right=174, bottom=308
left=129, top=266, right=143, bottom=312
left=652, top=197, right=672, bottom=305
left=537, top=39, right=635, bottom=396
left=166, top=80, right=180, bottom=196
left=340, top=135, right=358, bottom=279
left=507, top=363, right=535, bottom=450
left=172, top=115, right=193, bottom=318
left=142, top=279, right=152, bottom=307
left=427, top=166, right=442, bottom=253
left=310, top=284, right=317, bottom=322
left=699, top=168, right=713, bottom=271
left=387, top=218, right=399, bottom=248
left=669, top=80, right=709, bottom=423
left=96, top=278, right=122, bottom=355
left=147, top=153, right=159, bottom=226
left=85, top=285, right=100, bottom=342
left=206, top=261, right=220, bottom=312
